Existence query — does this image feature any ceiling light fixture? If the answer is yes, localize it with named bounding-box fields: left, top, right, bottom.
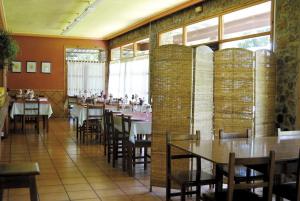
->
left=61, top=0, right=102, bottom=35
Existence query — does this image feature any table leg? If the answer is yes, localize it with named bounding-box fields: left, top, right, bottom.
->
left=215, top=164, right=223, bottom=194
left=76, top=117, right=79, bottom=140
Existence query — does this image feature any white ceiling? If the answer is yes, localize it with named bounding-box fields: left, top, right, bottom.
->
left=3, top=0, right=194, bottom=39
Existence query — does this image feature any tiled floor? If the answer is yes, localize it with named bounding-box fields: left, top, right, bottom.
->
left=0, top=118, right=169, bottom=201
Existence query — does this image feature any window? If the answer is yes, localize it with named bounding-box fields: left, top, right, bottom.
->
left=159, top=28, right=183, bottom=46
left=108, top=38, right=150, bottom=102
left=221, top=35, right=271, bottom=51
left=108, top=56, right=149, bottom=102
left=121, top=43, right=134, bottom=58
left=66, top=48, right=105, bottom=96
left=222, top=2, right=271, bottom=39
left=158, top=1, right=272, bottom=50
left=186, top=18, right=219, bottom=46
left=111, top=47, right=121, bottom=61
left=135, top=38, right=150, bottom=56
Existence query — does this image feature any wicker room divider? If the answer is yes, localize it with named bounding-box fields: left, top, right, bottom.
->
left=150, top=45, right=193, bottom=188
left=255, top=50, right=276, bottom=137
left=193, top=46, right=214, bottom=138
left=213, top=48, right=254, bottom=136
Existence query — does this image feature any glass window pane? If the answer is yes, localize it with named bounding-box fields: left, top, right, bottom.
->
left=223, top=1, right=271, bottom=39
left=121, top=43, right=134, bottom=58
left=111, top=47, right=120, bottom=61
left=186, top=18, right=219, bottom=46
left=135, top=38, right=150, bottom=56
left=221, top=35, right=271, bottom=51
left=160, top=28, right=183, bottom=46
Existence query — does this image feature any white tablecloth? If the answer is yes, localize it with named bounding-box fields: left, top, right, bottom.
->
left=113, top=115, right=152, bottom=143
left=10, top=102, right=53, bottom=119
left=70, top=104, right=103, bottom=126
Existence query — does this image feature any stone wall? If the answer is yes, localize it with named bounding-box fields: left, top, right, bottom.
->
left=275, top=0, right=300, bottom=130
left=109, top=0, right=300, bottom=130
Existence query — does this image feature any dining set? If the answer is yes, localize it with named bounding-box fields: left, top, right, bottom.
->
left=69, top=97, right=152, bottom=176
left=9, top=96, right=53, bottom=134
left=166, top=129, right=300, bottom=201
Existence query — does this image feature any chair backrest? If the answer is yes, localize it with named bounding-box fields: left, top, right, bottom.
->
left=104, top=110, right=114, bottom=136
left=219, top=129, right=251, bottom=139
left=278, top=128, right=300, bottom=137
left=121, top=114, right=131, bottom=139
left=226, top=151, right=275, bottom=201
left=23, top=100, right=40, bottom=116
left=87, top=104, right=104, bottom=120
left=166, top=130, right=200, bottom=144
left=67, top=96, right=77, bottom=105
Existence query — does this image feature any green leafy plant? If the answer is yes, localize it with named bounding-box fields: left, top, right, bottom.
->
left=0, top=30, right=19, bottom=67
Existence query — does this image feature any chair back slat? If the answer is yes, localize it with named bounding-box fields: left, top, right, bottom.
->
left=23, top=100, right=40, bottom=116
left=226, top=151, right=275, bottom=201
left=121, top=115, right=131, bottom=138
left=219, top=129, right=251, bottom=139
left=166, top=130, right=200, bottom=144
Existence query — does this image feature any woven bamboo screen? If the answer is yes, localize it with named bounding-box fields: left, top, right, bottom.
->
left=193, top=45, right=214, bottom=138
left=214, top=48, right=254, bottom=136
left=150, top=45, right=192, bottom=188
left=255, top=50, right=276, bottom=137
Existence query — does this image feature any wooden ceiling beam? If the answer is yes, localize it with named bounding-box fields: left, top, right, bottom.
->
left=103, top=0, right=205, bottom=40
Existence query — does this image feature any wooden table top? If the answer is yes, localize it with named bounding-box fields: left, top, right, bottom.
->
left=170, top=135, right=300, bottom=165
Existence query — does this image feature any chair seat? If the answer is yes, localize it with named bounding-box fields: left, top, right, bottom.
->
left=221, top=165, right=264, bottom=181
left=273, top=182, right=297, bottom=201
left=0, top=162, right=40, bottom=177
left=133, top=139, right=151, bottom=147
left=171, top=170, right=215, bottom=185
left=203, top=190, right=262, bottom=201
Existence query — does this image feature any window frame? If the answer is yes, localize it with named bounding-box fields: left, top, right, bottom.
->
left=157, top=0, right=273, bottom=50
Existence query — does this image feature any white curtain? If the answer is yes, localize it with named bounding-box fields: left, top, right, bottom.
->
left=108, top=55, right=149, bottom=102
left=67, top=61, right=105, bottom=96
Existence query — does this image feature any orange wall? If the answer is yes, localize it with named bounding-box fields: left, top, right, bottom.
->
left=7, top=35, right=107, bottom=90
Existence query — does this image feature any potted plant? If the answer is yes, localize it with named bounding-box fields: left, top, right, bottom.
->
left=0, top=30, right=19, bottom=68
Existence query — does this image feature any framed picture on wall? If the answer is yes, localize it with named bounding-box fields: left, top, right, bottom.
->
left=11, top=61, right=22, bottom=73
left=41, top=62, right=51, bottom=73
left=26, top=61, right=37, bottom=73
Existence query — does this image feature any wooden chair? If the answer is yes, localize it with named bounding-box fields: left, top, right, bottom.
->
left=218, top=129, right=264, bottom=183
left=0, top=162, right=40, bottom=201
left=111, top=114, right=124, bottom=168
left=67, top=95, right=77, bottom=121
left=166, top=131, right=216, bottom=201
left=80, top=104, right=103, bottom=143
left=122, top=115, right=151, bottom=176
left=273, top=149, right=300, bottom=201
left=203, top=151, right=275, bottom=201
left=104, top=110, right=114, bottom=163
left=23, top=100, right=40, bottom=134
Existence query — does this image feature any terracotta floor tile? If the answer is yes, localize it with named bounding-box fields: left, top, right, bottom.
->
left=67, top=190, right=98, bottom=200
left=39, top=192, right=69, bottom=201
left=64, top=183, right=92, bottom=192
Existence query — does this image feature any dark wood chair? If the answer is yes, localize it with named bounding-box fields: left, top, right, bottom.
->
left=23, top=100, right=40, bottom=134
left=166, top=131, right=216, bottom=201
left=273, top=149, right=300, bottom=201
left=218, top=129, right=264, bottom=182
left=104, top=110, right=114, bottom=163
left=0, top=162, right=40, bottom=201
left=67, top=95, right=77, bottom=122
left=80, top=104, right=104, bottom=143
left=122, top=115, right=151, bottom=176
left=204, top=151, right=275, bottom=201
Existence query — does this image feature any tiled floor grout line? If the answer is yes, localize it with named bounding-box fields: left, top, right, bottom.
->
left=64, top=121, right=164, bottom=201
left=47, top=120, right=105, bottom=201
left=37, top=129, right=73, bottom=201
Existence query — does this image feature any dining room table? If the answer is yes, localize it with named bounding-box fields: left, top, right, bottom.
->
left=113, top=111, right=152, bottom=142
left=70, top=103, right=152, bottom=142
left=10, top=98, right=53, bottom=132
left=169, top=134, right=300, bottom=194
